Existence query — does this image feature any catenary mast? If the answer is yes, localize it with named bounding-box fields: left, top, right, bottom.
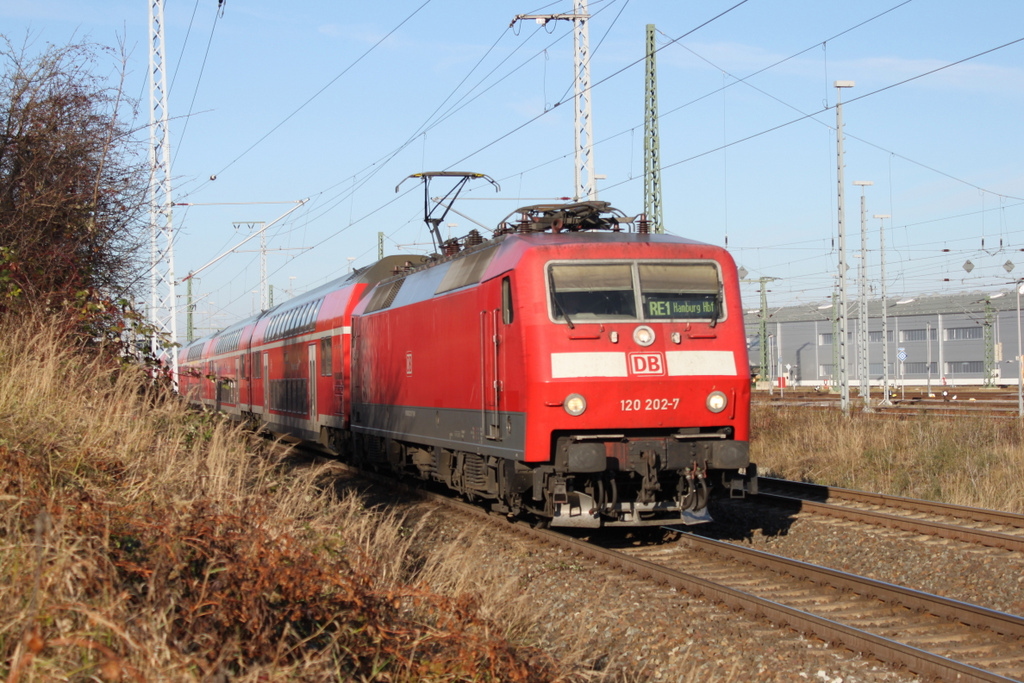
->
left=644, top=24, right=663, bottom=234
left=512, top=0, right=596, bottom=201
left=148, top=0, right=178, bottom=380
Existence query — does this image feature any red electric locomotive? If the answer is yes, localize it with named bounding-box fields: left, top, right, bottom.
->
left=348, top=202, right=756, bottom=527
left=178, top=201, right=756, bottom=528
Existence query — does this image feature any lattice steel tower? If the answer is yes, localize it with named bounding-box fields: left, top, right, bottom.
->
left=644, top=24, right=663, bottom=234
left=148, top=0, right=178, bottom=378
left=571, top=0, right=595, bottom=202
left=512, top=0, right=595, bottom=201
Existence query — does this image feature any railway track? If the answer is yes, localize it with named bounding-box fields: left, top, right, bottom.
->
left=754, top=388, right=1024, bottom=417
left=621, top=530, right=1024, bottom=682
left=308, top=453, right=1024, bottom=682
left=752, top=477, right=1024, bottom=553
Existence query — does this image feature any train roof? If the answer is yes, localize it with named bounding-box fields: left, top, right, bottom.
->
left=186, top=203, right=727, bottom=348
left=187, top=253, right=431, bottom=347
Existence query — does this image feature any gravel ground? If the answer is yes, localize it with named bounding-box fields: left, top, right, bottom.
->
left=395, top=496, right=928, bottom=683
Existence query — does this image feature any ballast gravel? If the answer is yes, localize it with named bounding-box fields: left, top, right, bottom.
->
left=399, top=497, right=939, bottom=683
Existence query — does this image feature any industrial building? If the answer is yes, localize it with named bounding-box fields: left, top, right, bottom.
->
left=743, top=289, right=1024, bottom=389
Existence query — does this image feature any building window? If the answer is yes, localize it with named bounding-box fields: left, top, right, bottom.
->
left=900, top=328, right=936, bottom=342
left=944, top=360, right=984, bottom=375
left=902, top=362, right=937, bottom=374
left=945, top=326, right=983, bottom=341
left=818, top=332, right=833, bottom=345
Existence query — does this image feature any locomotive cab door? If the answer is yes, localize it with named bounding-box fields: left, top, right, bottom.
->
left=482, top=307, right=501, bottom=440
left=483, top=277, right=513, bottom=441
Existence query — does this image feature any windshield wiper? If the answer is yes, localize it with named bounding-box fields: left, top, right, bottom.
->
left=548, top=269, right=575, bottom=329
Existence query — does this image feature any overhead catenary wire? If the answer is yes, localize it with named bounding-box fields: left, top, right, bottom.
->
left=185, top=2, right=1023, bottom=322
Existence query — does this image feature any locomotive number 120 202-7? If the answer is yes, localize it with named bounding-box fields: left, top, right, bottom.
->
left=620, top=398, right=680, bottom=411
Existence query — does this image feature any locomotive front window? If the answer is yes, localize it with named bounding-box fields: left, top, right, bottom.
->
left=548, top=261, right=724, bottom=323
left=549, top=264, right=636, bottom=320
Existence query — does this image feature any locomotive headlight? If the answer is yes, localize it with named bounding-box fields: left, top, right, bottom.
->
left=564, top=393, right=587, bottom=416
left=706, top=391, right=728, bottom=413
left=633, top=325, right=655, bottom=347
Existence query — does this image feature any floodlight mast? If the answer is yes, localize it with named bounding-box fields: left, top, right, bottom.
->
left=396, top=172, right=499, bottom=253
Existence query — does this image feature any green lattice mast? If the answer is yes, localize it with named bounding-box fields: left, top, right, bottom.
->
left=644, top=24, right=663, bottom=234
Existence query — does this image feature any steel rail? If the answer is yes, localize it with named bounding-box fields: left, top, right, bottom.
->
left=758, top=477, right=1024, bottom=531
left=755, top=492, right=1024, bottom=553
left=664, top=530, right=1024, bottom=639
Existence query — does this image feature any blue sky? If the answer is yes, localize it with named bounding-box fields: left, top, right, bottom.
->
left=4, top=0, right=1023, bottom=335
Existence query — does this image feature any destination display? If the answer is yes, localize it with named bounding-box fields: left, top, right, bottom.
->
left=644, top=294, right=717, bottom=319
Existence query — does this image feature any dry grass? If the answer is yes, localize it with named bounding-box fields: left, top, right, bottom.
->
left=0, top=317, right=578, bottom=682
left=751, top=403, right=1024, bottom=512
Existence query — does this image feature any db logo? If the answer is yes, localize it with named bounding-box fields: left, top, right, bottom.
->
left=628, top=352, right=666, bottom=376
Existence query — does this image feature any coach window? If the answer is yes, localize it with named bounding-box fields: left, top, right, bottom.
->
left=502, top=276, right=514, bottom=325
left=252, top=351, right=261, bottom=378
left=320, top=337, right=332, bottom=376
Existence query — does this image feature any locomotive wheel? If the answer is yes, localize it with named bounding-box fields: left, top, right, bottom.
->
left=693, top=475, right=708, bottom=511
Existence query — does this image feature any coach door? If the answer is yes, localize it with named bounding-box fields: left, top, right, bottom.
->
left=482, top=308, right=501, bottom=441
left=262, top=352, right=270, bottom=414
left=235, top=357, right=243, bottom=408
left=308, top=344, right=317, bottom=422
